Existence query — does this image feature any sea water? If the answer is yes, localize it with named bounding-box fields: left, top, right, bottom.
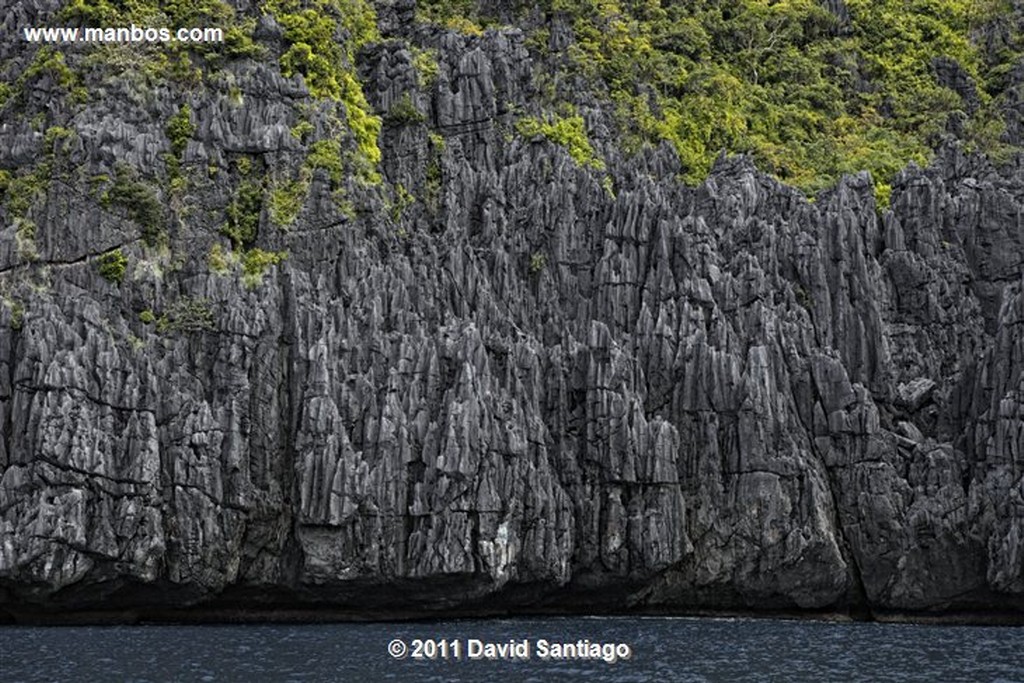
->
left=3, top=616, right=1022, bottom=682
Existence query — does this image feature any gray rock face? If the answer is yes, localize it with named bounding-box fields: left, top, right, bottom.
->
left=0, top=1, right=1022, bottom=622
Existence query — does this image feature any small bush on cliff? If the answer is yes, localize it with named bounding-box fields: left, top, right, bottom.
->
left=97, top=248, right=128, bottom=283
left=157, top=297, right=215, bottom=333
left=269, top=174, right=310, bottom=227
left=166, top=104, right=196, bottom=158
left=411, top=46, right=440, bottom=88
left=385, top=93, right=426, bottom=126
left=103, top=166, right=165, bottom=246
left=307, top=139, right=345, bottom=185
left=223, top=179, right=263, bottom=247
left=517, top=113, right=605, bottom=170
left=529, top=252, right=548, bottom=273
left=242, top=248, right=288, bottom=287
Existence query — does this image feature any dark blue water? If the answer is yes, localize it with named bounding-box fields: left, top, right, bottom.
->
left=2, top=617, right=1022, bottom=682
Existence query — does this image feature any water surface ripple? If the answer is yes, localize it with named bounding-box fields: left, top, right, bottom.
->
left=3, top=616, right=1022, bottom=682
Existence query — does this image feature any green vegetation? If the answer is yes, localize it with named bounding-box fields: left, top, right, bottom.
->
left=5, top=299, right=25, bottom=331
left=0, top=128, right=79, bottom=261
left=156, top=297, right=215, bottom=333
left=529, top=251, right=548, bottom=273
left=339, top=70, right=383, bottom=184
left=428, top=131, right=446, bottom=152
left=384, top=92, right=426, bottom=126
left=139, top=309, right=156, bottom=324
left=2, top=46, right=86, bottom=107
left=166, top=104, right=196, bottom=158
left=45, top=0, right=258, bottom=114
left=290, top=120, right=315, bottom=142
left=275, top=5, right=351, bottom=98
left=264, top=0, right=382, bottom=183
left=517, top=112, right=605, bottom=170
left=103, top=165, right=165, bottom=246
left=223, top=177, right=264, bottom=247
left=419, top=0, right=1021, bottom=196
left=0, top=162, right=51, bottom=220
left=410, top=46, right=440, bottom=88
left=444, top=16, right=485, bottom=36
left=22, top=47, right=86, bottom=101
left=424, top=158, right=442, bottom=213
left=306, top=139, right=345, bottom=185
left=269, top=174, right=310, bottom=226
left=98, top=248, right=128, bottom=283
left=222, top=18, right=262, bottom=59
left=424, top=133, right=445, bottom=213
left=390, top=182, right=415, bottom=221
left=208, top=243, right=231, bottom=273
left=43, top=126, right=75, bottom=150
left=210, top=239, right=287, bottom=287
left=215, top=155, right=292, bottom=285
left=242, top=248, right=288, bottom=287
left=416, top=0, right=488, bottom=34
left=62, top=0, right=259, bottom=69
left=164, top=104, right=196, bottom=187
left=602, top=175, right=615, bottom=198
left=15, top=220, right=39, bottom=262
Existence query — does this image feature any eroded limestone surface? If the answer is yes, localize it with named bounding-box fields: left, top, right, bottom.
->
left=0, top=0, right=1022, bottom=621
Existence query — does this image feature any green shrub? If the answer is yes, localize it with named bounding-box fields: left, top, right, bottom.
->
left=60, top=0, right=122, bottom=25
left=242, top=248, right=287, bottom=287
left=411, top=46, right=440, bottom=88
left=424, top=158, right=442, bottom=213
left=277, top=8, right=344, bottom=98
left=385, top=92, right=426, bottom=126
left=43, top=126, right=75, bottom=151
left=0, top=163, right=51, bottom=219
left=445, top=16, right=484, bottom=36
left=98, top=248, right=128, bottom=283
left=103, top=166, right=165, bottom=246
left=517, top=113, right=605, bottom=170
left=222, top=178, right=263, bottom=247
left=529, top=252, right=547, bottom=273
left=208, top=242, right=232, bottom=274
left=269, top=174, right=309, bottom=226
left=24, top=47, right=79, bottom=90
left=290, top=120, right=314, bottom=142
left=223, top=18, right=261, bottom=58
left=166, top=104, right=196, bottom=158
left=157, top=297, right=215, bottom=332
left=307, top=139, right=345, bottom=185
left=339, top=70, right=383, bottom=184
left=6, top=299, right=25, bottom=331
left=417, top=0, right=490, bottom=34
left=390, top=182, right=415, bottom=220
left=139, top=309, right=156, bottom=324
left=64, top=0, right=258, bottom=64
left=428, top=131, right=445, bottom=152
left=15, top=219, right=39, bottom=261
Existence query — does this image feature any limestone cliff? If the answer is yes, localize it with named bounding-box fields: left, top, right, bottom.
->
left=0, top=0, right=1022, bottom=622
